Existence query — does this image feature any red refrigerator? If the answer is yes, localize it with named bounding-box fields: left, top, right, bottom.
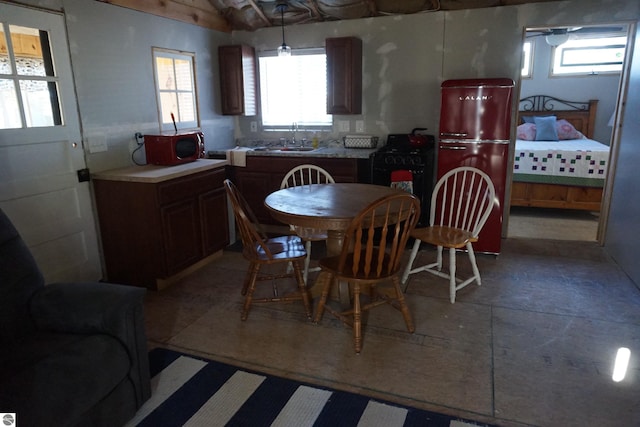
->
left=437, top=78, right=514, bottom=254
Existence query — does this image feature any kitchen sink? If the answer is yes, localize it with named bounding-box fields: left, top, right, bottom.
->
left=278, top=147, right=317, bottom=152
left=252, top=146, right=317, bottom=152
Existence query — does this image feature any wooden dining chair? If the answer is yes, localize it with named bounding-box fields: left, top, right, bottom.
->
left=224, top=179, right=312, bottom=321
left=280, top=164, right=335, bottom=285
left=313, top=192, right=421, bottom=353
left=401, top=166, right=496, bottom=303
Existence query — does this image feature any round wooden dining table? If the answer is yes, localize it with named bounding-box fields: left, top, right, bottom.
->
left=264, top=183, right=406, bottom=306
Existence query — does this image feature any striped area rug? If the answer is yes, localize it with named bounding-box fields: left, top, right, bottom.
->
left=126, top=348, right=495, bottom=427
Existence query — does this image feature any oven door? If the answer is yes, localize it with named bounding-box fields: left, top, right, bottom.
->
left=371, top=160, right=430, bottom=227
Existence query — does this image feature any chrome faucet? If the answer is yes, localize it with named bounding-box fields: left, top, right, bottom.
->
left=291, top=122, right=298, bottom=146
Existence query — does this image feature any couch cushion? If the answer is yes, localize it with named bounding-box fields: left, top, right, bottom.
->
left=0, top=332, right=130, bottom=427
left=0, top=208, right=44, bottom=340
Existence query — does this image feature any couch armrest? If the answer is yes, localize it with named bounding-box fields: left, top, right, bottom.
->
left=29, top=282, right=151, bottom=407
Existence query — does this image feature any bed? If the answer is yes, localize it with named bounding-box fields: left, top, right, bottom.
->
left=510, top=95, right=609, bottom=212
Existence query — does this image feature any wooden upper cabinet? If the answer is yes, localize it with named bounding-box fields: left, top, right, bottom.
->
left=218, top=44, right=257, bottom=116
left=326, top=37, right=362, bottom=115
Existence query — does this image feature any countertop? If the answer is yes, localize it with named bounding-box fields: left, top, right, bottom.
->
left=210, top=146, right=378, bottom=160
left=91, top=159, right=228, bottom=183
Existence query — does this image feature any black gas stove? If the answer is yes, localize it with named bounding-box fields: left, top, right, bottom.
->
left=371, top=132, right=436, bottom=226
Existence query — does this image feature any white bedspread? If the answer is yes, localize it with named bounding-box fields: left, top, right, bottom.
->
left=513, top=138, right=609, bottom=186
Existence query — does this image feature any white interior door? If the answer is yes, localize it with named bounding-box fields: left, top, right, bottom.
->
left=0, top=3, right=101, bottom=282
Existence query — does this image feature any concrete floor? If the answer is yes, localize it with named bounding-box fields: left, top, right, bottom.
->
left=507, top=207, right=600, bottom=241
left=143, top=237, right=640, bottom=427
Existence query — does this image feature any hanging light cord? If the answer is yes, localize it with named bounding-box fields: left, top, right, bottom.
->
left=280, top=5, right=286, bottom=46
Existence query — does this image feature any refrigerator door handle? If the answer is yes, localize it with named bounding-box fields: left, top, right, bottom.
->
left=439, top=145, right=467, bottom=150
left=441, top=132, right=468, bottom=137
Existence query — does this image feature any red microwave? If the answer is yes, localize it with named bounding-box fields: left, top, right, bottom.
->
left=144, top=131, right=205, bottom=166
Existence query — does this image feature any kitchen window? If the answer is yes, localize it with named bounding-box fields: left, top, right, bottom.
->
left=258, top=48, right=331, bottom=130
left=0, top=23, right=62, bottom=129
left=152, top=48, right=199, bottom=132
left=552, top=36, right=626, bottom=76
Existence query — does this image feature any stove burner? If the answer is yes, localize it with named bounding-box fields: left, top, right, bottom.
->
left=380, top=133, right=435, bottom=154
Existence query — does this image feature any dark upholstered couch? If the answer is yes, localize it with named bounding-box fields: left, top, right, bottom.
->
left=0, top=208, right=151, bottom=426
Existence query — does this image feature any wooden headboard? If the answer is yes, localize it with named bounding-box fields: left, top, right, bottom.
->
left=517, top=95, right=598, bottom=139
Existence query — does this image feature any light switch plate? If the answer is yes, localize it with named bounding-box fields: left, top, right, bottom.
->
left=87, top=135, right=107, bottom=153
left=250, top=121, right=257, bottom=132
left=355, top=120, right=364, bottom=133
left=339, top=121, right=350, bottom=132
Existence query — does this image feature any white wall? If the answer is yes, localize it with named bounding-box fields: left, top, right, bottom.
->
left=233, top=14, right=446, bottom=141
left=9, top=0, right=236, bottom=172
left=63, top=0, right=235, bottom=172
left=605, top=23, right=640, bottom=286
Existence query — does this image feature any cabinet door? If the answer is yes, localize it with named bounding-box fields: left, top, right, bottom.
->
left=219, top=45, right=257, bottom=116
left=326, top=37, right=362, bottom=114
left=200, top=187, right=229, bottom=255
left=161, top=199, right=202, bottom=275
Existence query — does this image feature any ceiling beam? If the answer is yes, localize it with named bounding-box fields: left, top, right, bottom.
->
left=97, top=0, right=232, bottom=32
left=247, top=0, right=273, bottom=27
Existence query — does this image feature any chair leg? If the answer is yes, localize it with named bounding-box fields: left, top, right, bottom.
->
left=401, top=239, right=421, bottom=284
left=241, top=262, right=256, bottom=296
left=467, top=242, right=481, bottom=286
left=242, top=263, right=261, bottom=320
left=353, top=283, right=362, bottom=353
left=436, top=245, right=444, bottom=271
left=392, top=276, right=415, bottom=333
left=303, top=240, right=312, bottom=285
left=313, top=273, right=334, bottom=323
left=292, top=260, right=312, bottom=319
left=448, top=247, right=457, bottom=304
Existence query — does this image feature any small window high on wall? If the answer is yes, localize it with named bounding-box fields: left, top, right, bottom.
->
left=552, top=36, right=626, bottom=76
left=152, top=48, right=199, bottom=132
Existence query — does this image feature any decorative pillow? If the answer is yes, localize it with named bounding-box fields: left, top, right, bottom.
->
left=534, top=116, right=559, bottom=141
left=556, top=119, right=585, bottom=140
left=522, top=115, right=556, bottom=124
left=516, top=123, right=537, bottom=140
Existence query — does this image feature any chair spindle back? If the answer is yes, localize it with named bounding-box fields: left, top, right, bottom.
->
left=224, top=179, right=273, bottom=259
left=339, top=193, right=421, bottom=280
left=281, top=164, right=335, bottom=188
left=430, top=167, right=496, bottom=238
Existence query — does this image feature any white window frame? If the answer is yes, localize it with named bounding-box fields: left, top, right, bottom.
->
left=258, top=48, right=332, bottom=131
left=0, top=23, right=62, bottom=129
left=152, top=48, right=199, bottom=132
left=551, top=36, right=626, bottom=76
left=522, top=40, right=534, bottom=78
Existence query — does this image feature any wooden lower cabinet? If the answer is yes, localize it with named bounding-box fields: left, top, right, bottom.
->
left=93, top=167, right=229, bottom=289
left=230, top=156, right=367, bottom=225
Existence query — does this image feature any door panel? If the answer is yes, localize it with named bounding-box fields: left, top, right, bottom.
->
left=0, top=3, right=101, bottom=282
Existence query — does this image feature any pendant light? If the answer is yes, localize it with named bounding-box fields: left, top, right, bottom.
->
left=275, top=2, right=291, bottom=57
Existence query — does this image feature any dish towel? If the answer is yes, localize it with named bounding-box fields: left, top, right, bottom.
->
left=390, top=170, right=414, bottom=194
left=226, top=147, right=252, bottom=167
